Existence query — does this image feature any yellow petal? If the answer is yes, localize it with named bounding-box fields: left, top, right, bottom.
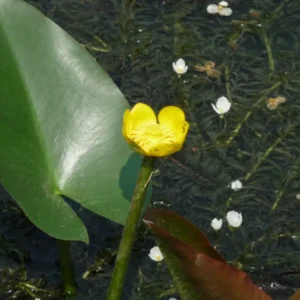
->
left=146, top=141, right=184, bottom=157
left=122, top=109, right=131, bottom=138
left=158, top=106, right=189, bottom=144
left=129, top=103, right=157, bottom=129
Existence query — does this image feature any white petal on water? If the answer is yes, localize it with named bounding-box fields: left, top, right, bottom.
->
left=207, top=4, right=219, bottom=14
left=219, top=1, right=229, bottom=7
left=219, top=7, right=233, bottom=16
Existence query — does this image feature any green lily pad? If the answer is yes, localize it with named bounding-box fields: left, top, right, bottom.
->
left=0, top=0, right=148, bottom=243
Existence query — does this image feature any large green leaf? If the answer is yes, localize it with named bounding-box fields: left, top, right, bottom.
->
left=0, top=0, right=146, bottom=243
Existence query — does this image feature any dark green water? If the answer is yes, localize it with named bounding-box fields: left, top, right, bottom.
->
left=1, top=0, right=300, bottom=299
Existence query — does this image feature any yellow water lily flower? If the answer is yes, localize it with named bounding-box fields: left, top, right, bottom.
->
left=122, top=103, right=189, bottom=157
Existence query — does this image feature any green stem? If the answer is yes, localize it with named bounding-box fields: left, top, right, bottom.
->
left=224, top=81, right=282, bottom=146
left=271, top=188, right=285, bottom=211
left=271, top=0, right=289, bottom=20
left=107, top=156, right=155, bottom=300
left=272, top=156, right=300, bottom=211
left=120, top=0, right=136, bottom=30
left=225, top=65, right=232, bottom=102
left=261, top=29, right=275, bottom=73
left=243, top=129, right=289, bottom=181
left=227, top=126, right=292, bottom=207
left=56, top=240, right=77, bottom=296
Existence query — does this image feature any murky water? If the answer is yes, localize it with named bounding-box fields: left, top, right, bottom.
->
left=1, top=0, right=300, bottom=299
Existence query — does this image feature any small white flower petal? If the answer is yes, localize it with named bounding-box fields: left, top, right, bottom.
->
left=172, top=62, right=177, bottom=72
left=226, top=211, right=243, bottom=228
left=211, top=103, right=221, bottom=114
left=176, top=58, right=186, bottom=68
left=219, top=1, right=228, bottom=7
left=173, top=58, right=188, bottom=74
left=207, top=4, right=219, bottom=14
left=230, top=180, right=243, bottom=191
left=211, top=218, right=223, bottom=230
left=148, top=246, right=164, bottom=262
left=219, top=7, right=232, bottom=16
left=216, top=96, right=231, bottom=114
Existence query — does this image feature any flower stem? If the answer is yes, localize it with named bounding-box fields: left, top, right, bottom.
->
left=106, top=156, right=155, bottom=300
left=56, top=240, right=77, bottom=296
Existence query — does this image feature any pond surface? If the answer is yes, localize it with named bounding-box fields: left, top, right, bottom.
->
left=1, top=0, right=300, bottom=299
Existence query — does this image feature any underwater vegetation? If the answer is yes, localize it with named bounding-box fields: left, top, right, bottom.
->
left=1, top=0, right=300, bottom=299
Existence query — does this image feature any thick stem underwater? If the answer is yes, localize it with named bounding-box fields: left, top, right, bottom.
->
left=106, top=156, right=154, bottom=300
left=56, top=240, right=77, bottom=296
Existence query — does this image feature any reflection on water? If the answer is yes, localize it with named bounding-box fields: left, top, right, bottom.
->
left=1, top=0, right=300, bottom=298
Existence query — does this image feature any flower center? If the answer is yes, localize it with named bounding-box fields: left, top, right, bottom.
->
left=129, top=124, right=176, bottom=152
left=218, top=4, right=225, bottom=11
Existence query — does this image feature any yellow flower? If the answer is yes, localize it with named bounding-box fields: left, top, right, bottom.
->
left=122, top=103, right=189, bottom=157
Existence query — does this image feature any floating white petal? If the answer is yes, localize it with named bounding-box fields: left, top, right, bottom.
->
left=211, top=218, right=223, bottom=230
left=219, top=7, right=233, bottom=16
left=230, top=180, right=243, bottom=191
left=207, top=2, right=232, bottom=16
left=219, top=1, right=228, bottom=7
left=172, top=58, right=188, bottom=74
left=212, top=96, right=231, bottom=114
left=148, top=246, right=164, bottom=262
left=207, top=4, right=219, bottom=14
left=226, top=211, right=243, bottom=228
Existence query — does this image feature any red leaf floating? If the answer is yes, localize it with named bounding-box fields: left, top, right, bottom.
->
left=144, top=208, right=272, bottom=300
left=291, top=289, right=300, bottom=300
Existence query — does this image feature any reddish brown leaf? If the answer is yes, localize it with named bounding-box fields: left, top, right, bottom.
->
left=291, top=289, right=300, bottom=300
left=144, top=208, right=272, bottom=300
left=145, top=208, right=224, bottom=262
